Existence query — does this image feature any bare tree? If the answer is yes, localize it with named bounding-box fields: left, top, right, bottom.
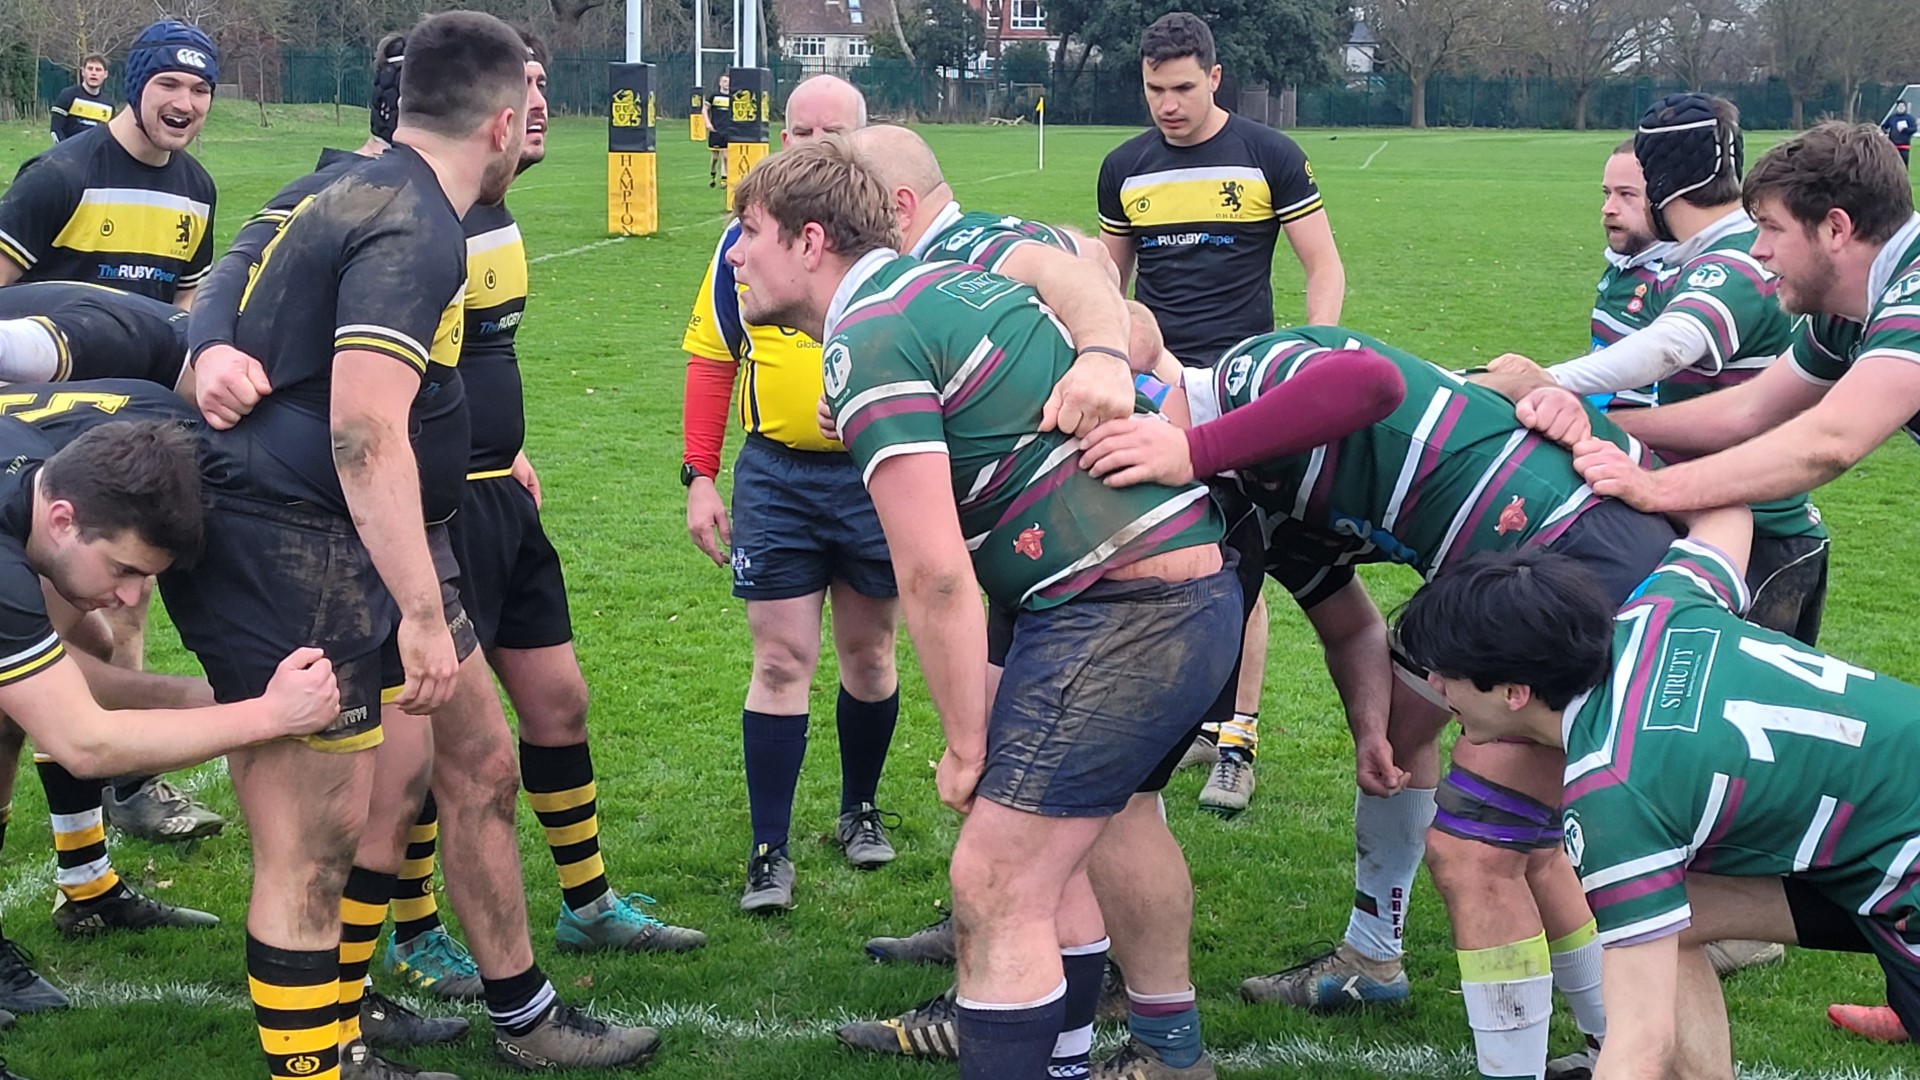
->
left=1534, top=0, right=1649, bottom=128
left=1362, top=0, right=1504, bottom=128
left=550, top=0, right=613, bottom=43
left=1652, top=0, right=1750, bottom=88
left=1822, top=0, right=1900, bottom=121
left=1759, top=0, right=1832, bottom=128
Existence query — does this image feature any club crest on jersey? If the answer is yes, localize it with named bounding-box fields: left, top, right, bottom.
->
left=1883, top=269, right=1920, bottom=306
left=1687, top=264, right=1728, bottom=290
left=1013, top=524, right=1045, bottom=560
left=1563, top=811, right=1584, bottom=870
left=1495, top=495, right=1528, bottom=535
left=822, top=341, right=852, bottom=398
left=1223, top=355, right=1253, bottom=396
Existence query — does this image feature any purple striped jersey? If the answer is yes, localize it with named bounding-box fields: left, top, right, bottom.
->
left=1563, top=540, right=1920, bottom=953
left=824, top=253, right=1222, bottom=612
left=916, top=203, right=1080, bottom=272
left=1643, top=212, right=1823, bottom=540
left=1197, top=326, right=1649, bottom=579
left=1790, top=215, right=1920, bottom=442
left=1590, top=246, right=1668, bottom=408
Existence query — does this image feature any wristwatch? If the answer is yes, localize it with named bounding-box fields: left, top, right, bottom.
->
left=680, top=462, right=708, bottom=487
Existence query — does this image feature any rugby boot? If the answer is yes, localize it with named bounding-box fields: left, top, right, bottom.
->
left=1091, top=1039, right=1217, bottom=1080
left=1097, top=959, right=1130, bottom=1023
left=1175, top=735, right=1219, bottom=772
left=385, top=929, right=484, bottom=1001
left=1828, top=1003, right=1910, bottom=1043
left=1197, top=753, right=1255, bottom=816
left=835, top=803, right=899, bottom=869
left=1545, top=1034, right=1601, bottom=1079
left=863, top=913, right=955, bottom=964
left=362, top=990, right=470, bottom=1049
left=103, top=777, right=225, bottom=842
left=0, top=1058, right=28, bottom=1080
left=1706, top=939, right=1785, bottom=976
left=739, top=846, right=795, bottom=913
left=834, top=987, right=959, bottom=1058
left=555, top=891, right=707, bottom=953
left=52, top=883, right=218, bottom=936
left=0, top=938, right=66, bottom=1013
left=341, top=1038, right=462, bottom=1079
left=494, top=1002, right=660, bottom=1071
left=1240, top=942, right=1409, bottom=1011
left=0, top=1009, right=14, bottom=1030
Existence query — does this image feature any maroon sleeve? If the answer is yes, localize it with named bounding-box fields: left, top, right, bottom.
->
left=1186, top=349, right=1407, bottom=477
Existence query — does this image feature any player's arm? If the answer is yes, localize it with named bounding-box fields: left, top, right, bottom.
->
left=1576, top=354, right=1920, bottom=512
left=1665, top=505, right=1753, bottom=583
left=1095, top=156, right=1137, bottom=291
left=1284, top=212, right=1345, bottom=326
left=866, top=452, right=988, bottom=813
left=0, top=159, right=77, bottom=286
left=1603, top=347, right=1824, bottom=455
left=0, top=651, right=337, bottom=778
left=1592, top=934, right=1680, bottom=1080
left=49, top=89, right=72, bottom=141
left=680, top=235, right=744, bottom=567
left=1540, top=309, right=1716, bottom=396
left=994, top=242, right=1133, bottom=434
left=1301, top=575, right=1405, bottom=796
left=39, top=586, right=216, bottom=708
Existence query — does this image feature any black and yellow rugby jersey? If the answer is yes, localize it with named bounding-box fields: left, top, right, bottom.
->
left=0, top=126, right=214, bottom=304
left=210, top=146, right=466, bottom=518
left=1097, top=112, right=1322, bottom=365
left=0, top=281, right=186, bottom=385
left=460, top=199, right=529, bottom=477
left=0, top=421, right=70, bottom=688
left=50, top=85, right=113, bottom=142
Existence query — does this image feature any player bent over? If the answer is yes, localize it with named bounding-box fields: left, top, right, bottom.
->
left=0, top=416, right=339, bottom=1080
left=730, top=138, right=1240, bottom=1080
left=1085, top=321, right=1681, bottom=1077
left=1395, top=508, right=1920, bottom=1077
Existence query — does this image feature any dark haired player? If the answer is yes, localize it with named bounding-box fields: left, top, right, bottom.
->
left=1097, top=11, right=1346, bottom=813
left=0, top=21, right=216, bottom=304
left=1395, top=506, right=1920, bottom=1075
left=49, top=54, right=111, bottom=143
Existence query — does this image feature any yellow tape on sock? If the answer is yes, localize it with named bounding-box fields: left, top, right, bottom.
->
left=1548, top=920, right=1598, bottom=955
left=1457, top=932, right=1550, bottom=983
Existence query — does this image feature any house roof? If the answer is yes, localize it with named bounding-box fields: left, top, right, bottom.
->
left=1347, top=20, right=1377, bottom=46
left=774, top=0, right=874, bottom=37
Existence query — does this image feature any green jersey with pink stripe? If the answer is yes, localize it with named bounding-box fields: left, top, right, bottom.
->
left=824, top=250, right=1223, bottom=613
left=1197, top=326, right=1648, bottom=579
left=1789, top=215, right=1920, bottom=443
left=1646, top=211, right=1824, bottom=540
left=1563, top=540, right=1920, bottom=951
left=913, top=201, right=1080, bottom=272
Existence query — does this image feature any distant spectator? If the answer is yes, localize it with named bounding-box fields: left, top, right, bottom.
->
left=1883, top=100, right=1916, bottom=166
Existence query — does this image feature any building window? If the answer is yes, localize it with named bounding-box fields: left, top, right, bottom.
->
left=790, top=35, right=826, bottom=57
left=848, top=0, right=864, bottom=25
left=847, top=37, right=871, bottom=57
left=1010, top=0, right=1046, bottom=31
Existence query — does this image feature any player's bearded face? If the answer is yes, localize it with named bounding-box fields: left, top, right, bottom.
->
left=1751, top=199, right=1836, bottom=315
left=139, top=73, right=213, bottom=153
left=1600, top=153, right=1657, bottom=256
left=519, top=63, right=549, bottom=174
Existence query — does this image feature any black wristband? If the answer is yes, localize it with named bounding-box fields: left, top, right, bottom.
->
left=1077, top=344, right=1131, bottom=365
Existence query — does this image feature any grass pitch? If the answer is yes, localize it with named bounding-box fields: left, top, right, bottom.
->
left=0, top=110, right=1918, bottom=1078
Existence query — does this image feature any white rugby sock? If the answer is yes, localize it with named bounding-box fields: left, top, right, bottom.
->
left=0, top=319, right=60, bottom=382
left=1549, top=923, right=1606, bottom=1038
left=1461, top=934, right=1553, bottom=1080
left=1344, top=786, right=1436, bottom=961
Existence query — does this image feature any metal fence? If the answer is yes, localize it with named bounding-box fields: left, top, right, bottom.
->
left=27, top=52, right=1909, bottom=131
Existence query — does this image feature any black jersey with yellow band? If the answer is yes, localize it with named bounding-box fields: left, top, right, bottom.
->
left=460, top=200, right=529, bottom=476
left=0, top=282, right=186, bottom=386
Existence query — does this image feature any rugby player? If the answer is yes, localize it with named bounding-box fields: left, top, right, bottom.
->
left=1394, top=511, right=1920, bottom=1077
left=1083, top=322, right=1679, bottom=1079
left=0, top=282, right=188, bottom=389
left=681, top=75, right=903, bottom=913
left=705, top=73, right=731, bottom=187
left=48, top=54, right=111, bottom=143
left=0, top=406, right=342, bottom=1080
left=731, top=135, right=1240, bottom=1080
left=1097, top=13, right=1346, bottom=813
left=1491, top=96, right=1829, bottom=653
left=183, top=26, right=662, bottom=1074
left=0, top=21, right=215, bottom=305
left=1584, top=141, right=1669, bottom=410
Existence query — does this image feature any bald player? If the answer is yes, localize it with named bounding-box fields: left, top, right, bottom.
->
left=680, top=75, right=907, bottom=913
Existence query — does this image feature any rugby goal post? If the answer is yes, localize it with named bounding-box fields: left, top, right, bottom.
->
left=1884, top=85, right=1920, bottom=123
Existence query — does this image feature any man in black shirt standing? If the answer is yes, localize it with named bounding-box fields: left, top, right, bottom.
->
left=1096, top=12, right=1346, bottom=819
left=705, top=72, right=732, bottom=188
left=49, top=54, right=111, bottom=143
left=1885, top=99, right=1917, bottom=166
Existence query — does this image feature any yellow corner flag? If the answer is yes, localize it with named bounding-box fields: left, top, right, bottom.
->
left=1036, top=95, right=1046, bottom=170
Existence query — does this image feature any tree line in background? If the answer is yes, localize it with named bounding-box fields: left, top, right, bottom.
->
left=0, top=0, right=1908, bottom=128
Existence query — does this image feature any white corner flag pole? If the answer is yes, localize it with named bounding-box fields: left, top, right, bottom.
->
left=1037, top=95, right=1045, bottom=170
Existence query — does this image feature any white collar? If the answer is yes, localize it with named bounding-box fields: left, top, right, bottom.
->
left=908, top=201, right=965, bottom=259
left=1181, top=367, right=1222, bottom=425
left=823, top=247, right=901, bottom=340
left=1665, top=207, right=1753, bottom=268
left=1867, top=213, right=1920, bottom=308
left=1559, top=687, right=1594, bottom=755
left=1604, top=240, right=1673, bottom=272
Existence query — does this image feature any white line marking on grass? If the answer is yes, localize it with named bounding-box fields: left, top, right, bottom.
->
left=529, top=213, right=734, bottom=265
left=46, top=982, right=1920, bottom=1079
left=0, top=856, right=53, bottom=917
left=960, top=169, right=1037, bottom=186
left=1361, top=141, right=1390, bottom=169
